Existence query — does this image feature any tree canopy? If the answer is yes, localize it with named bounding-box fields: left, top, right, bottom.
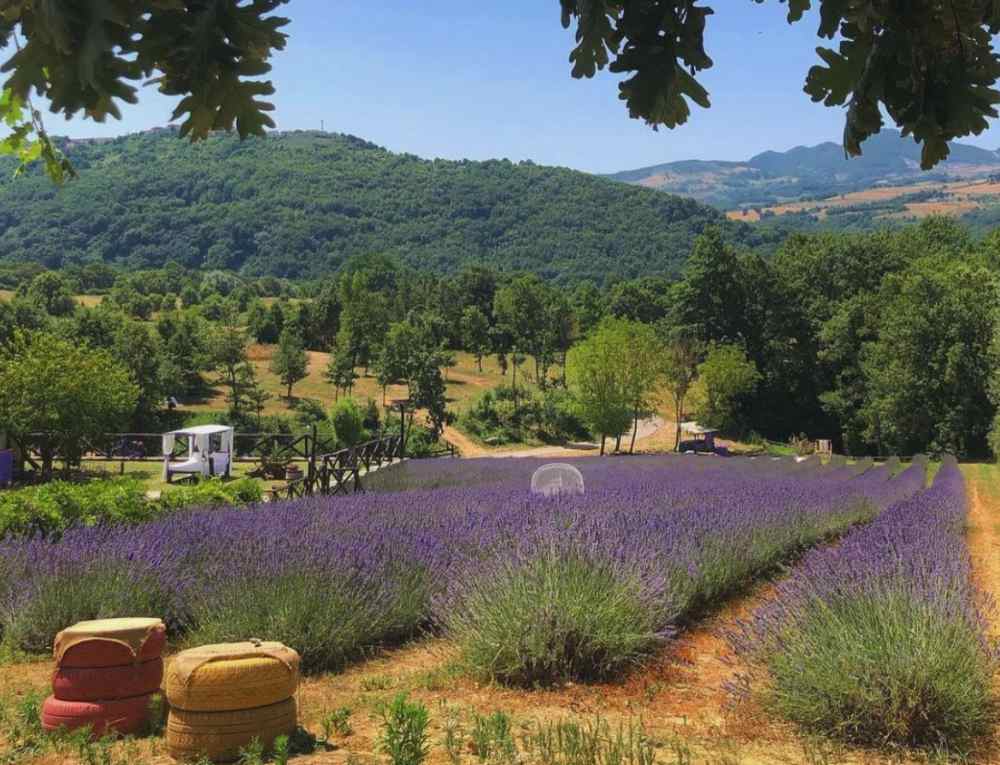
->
left=0, top=331, right=138, bottom=475
left=560, top=1, right=1000, bottom=169
left=3, top=1, right=998, bottom=181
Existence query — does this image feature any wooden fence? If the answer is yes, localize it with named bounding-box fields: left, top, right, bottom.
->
left=11, top=430, right=339, bottom=471
left=8, top=429, right=456, bottom=499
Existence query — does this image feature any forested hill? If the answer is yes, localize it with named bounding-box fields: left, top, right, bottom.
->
left=0, top=129, right=756, bottom=284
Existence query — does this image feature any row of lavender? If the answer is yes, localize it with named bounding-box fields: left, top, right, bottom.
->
left=363, top=452, right=870, bottom=493
left=0, top=457, right=923, bottom=684
left=733, top=459, right=994, bottom=751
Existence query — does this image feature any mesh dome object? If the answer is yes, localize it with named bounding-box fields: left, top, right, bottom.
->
left=530, top=463, right=585, bottom=497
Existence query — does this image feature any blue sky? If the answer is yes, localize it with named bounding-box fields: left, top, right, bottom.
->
left=14, top=1, right=1000, bottom=173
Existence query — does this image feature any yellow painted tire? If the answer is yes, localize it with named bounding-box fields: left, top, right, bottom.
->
left=166, top=697, right=296, bottom=762
left=165, top=656, right=298, bottom=712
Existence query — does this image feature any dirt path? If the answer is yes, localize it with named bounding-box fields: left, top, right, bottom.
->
left=965, top=465, right=1000, bottom=642
left=443, top=416, right=667, bottom=459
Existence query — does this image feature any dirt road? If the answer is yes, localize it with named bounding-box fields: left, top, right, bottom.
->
left=443, top=416, right=668, bottom=458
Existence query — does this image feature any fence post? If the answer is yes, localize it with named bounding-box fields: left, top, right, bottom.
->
left=307, top=424, right=317, bottom=495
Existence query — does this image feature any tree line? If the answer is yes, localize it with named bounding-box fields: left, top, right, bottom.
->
left=0, top=214, right=998, bottom=460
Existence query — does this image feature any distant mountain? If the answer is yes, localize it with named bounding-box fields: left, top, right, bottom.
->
left=609, top=130, right=1000, bottom=209
left=0, top=129, right=757, bottom=284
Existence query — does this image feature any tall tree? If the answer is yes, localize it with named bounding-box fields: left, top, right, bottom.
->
left=23, top=272, right=76, bottom=317
left=614, top=319, right=663, bottom=453
left=209, top=309, right=250, bottom=415
left=658, top=324, right=701, bottom=451
left=862, top=258, right=995, bottom=457
left=0, top=332, right=138, bottom=477
left=461, top=306, right=491, bottom=373
left=113, top=321, right=166, bottom=428
left=494, top=274, right=550, bottom=404
left=270, top=328, right=309, bottom=399
left=324, top=348, right=357, bottom=400
left=694, top=344, right=761, bottom=434
left=566, top=318, right=633, bottom=455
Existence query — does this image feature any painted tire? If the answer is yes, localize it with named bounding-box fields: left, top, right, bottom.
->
left=60, top=625, right=166, bottom=669
left=52, top=658, right=164, bottom=702
left=166, top=697, right=297, bottom=762
left=165, top=656, right=298, bottom=712
left=41, top=693, right=153, bottom=737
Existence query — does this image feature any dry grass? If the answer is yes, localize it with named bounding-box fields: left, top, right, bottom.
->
left=181, top=349, right=520, bottom=419
left=726, top=177, right=1000, bottom=222
left=1, top=577, right=977, bottom=764
left=0, top=290, right=103, bottom=307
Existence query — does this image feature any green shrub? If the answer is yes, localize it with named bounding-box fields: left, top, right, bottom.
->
left=0, top=478, right=148, bottom=538
left=0, top=476, right=262, bottom=540
left=376, top=694, right=430, bottom=765
left=460, top=386, right=589, bottom=446
left=5, top=563, right=175, bottom=653
left=444, top=550, right=661, bottom=686
left=185, top=567, right=428, bottom=674
left=154, top=477, right=261, bottom=512
left=765, top=592, right=994, bottom=752
left=330, top=398, right=367, bottom=447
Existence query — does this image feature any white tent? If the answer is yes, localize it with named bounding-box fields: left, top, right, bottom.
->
left=162, top=425, right=234, bottom=482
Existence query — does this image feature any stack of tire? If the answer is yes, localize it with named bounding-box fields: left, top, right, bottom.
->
left=164, top=641, right=299, bottom=762
left=41, top=617, right=167, bottom=737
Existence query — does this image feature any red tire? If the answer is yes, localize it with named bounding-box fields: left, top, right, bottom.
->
left=52, top=658, right=164, bottom=702
left=41, top=694, right=153, bottom=737
left=59, top=625, right=166, bottom=669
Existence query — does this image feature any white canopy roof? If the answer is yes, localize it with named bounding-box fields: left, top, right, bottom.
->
left=680, top=421, right=719, bottom=436
left=170, top=425, right=233, bottom=436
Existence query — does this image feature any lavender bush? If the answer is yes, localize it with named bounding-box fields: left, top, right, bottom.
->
left=732, top=460, right=994, bottom=751
left=0, top=457, right=922, bottom=681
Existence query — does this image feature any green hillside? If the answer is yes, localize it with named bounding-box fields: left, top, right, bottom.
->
left=609, top=129, right=1000, bottom=209
left=0, top=129, right=754, bottom=284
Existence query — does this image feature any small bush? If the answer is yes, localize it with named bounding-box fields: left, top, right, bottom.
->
left=460, top=386, right=589, bottom=446
left=520, top=716, right=657, bottom=765
left=185, top=567, right=428, bottom=674
left=0, top=476, right=261, bottom=540
left=0, top=479, right=148, bottom=538
left=330, top=398, right=368, bottom=447
left=154, top=477, right=262, bottom=512
left=5, top=563, right=175, bottom=654
left=765, top=592, right=994, bottom=751
left=444, top=550, right=661, bottom=686
left=320, top=706, right=353, bottom=740
left=470, top=711, right=517, bottom=764
left=376, top=694, right=430, bottom=765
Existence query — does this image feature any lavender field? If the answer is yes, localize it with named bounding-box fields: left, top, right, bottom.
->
left=734, top=458, right=996, bottom=750
left=1, top=454, right=988, bottom=752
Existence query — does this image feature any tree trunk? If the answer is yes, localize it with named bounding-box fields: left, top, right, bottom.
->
left=600, top=435, right=606, bottom=456
left=477, top=355, right=483, bottom=373
left=511, top=356, right=518, bottom=414
left=287, top=382, right=293, bottom=399
left=629, top=409, right=639, bottom=454
left=41, top=445, right=54, bottom=480
left=674, top=394, right=684, bottom=452
left=614, top=433, right=622, bottom=453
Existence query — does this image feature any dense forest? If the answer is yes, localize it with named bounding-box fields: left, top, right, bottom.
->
left=1, top=214, right=998, bottom=460
left=0, top=129, right=774, bottom=283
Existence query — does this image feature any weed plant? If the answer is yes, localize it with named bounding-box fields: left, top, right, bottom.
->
left=376, top=694, right=430, bottom=765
